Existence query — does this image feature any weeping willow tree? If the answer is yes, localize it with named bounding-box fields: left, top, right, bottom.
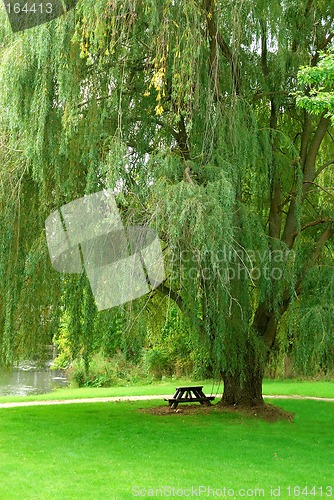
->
left=0, top=0, right=333, bottom=405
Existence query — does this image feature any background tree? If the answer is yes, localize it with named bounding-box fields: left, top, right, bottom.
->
left=0, top=0, right=333, bottom=405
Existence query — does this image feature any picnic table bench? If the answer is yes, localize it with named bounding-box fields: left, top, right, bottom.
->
left=164, top=386, right=215, bottom=409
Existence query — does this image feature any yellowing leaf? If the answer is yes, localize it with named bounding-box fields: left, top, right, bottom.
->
left=155, top=104, right=164, bottom=115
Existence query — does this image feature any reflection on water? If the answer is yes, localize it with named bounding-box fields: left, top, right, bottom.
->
left=0, top=367, right=68, bottom=396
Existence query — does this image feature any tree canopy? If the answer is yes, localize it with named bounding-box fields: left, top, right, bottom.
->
left=0, top=0, right=333, bottom=404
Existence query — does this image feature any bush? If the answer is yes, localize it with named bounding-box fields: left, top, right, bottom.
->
left=67, top=351, right=151, bottom=387
left=67, top=358, right=86, bottom=387
left=143, top=348, right=174, bottom=379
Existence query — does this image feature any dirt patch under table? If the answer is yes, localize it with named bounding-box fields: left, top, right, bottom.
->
left=140, top=401, right=294, bottom=422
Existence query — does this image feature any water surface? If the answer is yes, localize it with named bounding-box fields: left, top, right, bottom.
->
left=0, top=367, right=68, bottom=396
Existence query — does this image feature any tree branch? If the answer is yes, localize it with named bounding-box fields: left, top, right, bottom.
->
left=155, top=282, right=183, bottom=310
left=257, top=222, right=333, bottom=347
left=184, top=163, right=195, bottom=186
left=306, top=225, right=334, bottom=268
left=177, top=115, right=190, bottom=160
left=305, top=0, right=314, bottom=17
left=296, top=225, right=334, bottom=294
left=204, top=0, right=240, bottom=95
left=312, top=30, right=334, bottom=66
left=260, top=21, right=268, bottom=79
left=292, top=218, right=333, bottom=236
left=303, top=115, right=331, bottom=188
left=154, top=119, right=179, bottom=142
left=282, top=114, right=331, bottom=248
left=303, top=180, right=334, bottom=200
left=300, top=111, right=312, bottom=168
left=315, top=159, right=334, bottom=178
left=317, top=31, right=334, bottom=51
left=253, top=90, right=290, bottom=101
left=0, top=142, right=24, bottom=153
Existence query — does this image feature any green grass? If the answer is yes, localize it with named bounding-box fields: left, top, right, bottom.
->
left=0, top=378, right=211, bottom=403
left=263, top=379, right=334, bottom=398
left=0, top=378, right=333, bottom=403
left=0, top=399, right=333, bottom=499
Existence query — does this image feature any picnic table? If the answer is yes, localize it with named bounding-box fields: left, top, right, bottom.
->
left=164, top=386, right=215, bottom=409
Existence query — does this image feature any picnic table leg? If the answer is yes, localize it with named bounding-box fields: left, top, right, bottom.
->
left=168, top=388, right=179, bottom=407
left=171, top=388, right=184, bottom=409
left=192, top=388, right=202, bottom=399
left=193, top=388, right=212, bottom=405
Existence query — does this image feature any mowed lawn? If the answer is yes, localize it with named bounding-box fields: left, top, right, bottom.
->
left=1, top=379, right=334, bottom=403
left=0, top=398, right=333, bottom=499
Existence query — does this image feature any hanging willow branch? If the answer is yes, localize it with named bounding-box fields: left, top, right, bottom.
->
left=203, top=0, right=240, bottom=95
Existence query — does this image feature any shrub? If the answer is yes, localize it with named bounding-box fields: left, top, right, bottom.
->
left=67, top=358, right=86, bottom=387
left=143, top=348, right=173, bottom=379
left=67, top=351, right=151, bottom=387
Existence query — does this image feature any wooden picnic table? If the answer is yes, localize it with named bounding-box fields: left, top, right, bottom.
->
left=164, top=386, right=215, bottom=409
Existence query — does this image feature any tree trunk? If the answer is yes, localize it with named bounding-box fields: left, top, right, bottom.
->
left=221, top=367, right=264, bottom=407
left=221, top=341, right=265, bottom=407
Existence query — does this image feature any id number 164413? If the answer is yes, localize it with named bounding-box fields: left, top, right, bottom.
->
left=286, top=486, right=333, bottom=496
left=5, top=3, right=53, bottom=14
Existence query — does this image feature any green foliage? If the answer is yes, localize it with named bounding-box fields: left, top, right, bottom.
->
left=297, top=51, right=334, bottom=120
left=68, top=351, right=151, bottom=387
left=142, top=348, right=172, bottom=379
left=292, top=268, right=334, bottom=376
left=0, top=0, right=333, bottom=384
